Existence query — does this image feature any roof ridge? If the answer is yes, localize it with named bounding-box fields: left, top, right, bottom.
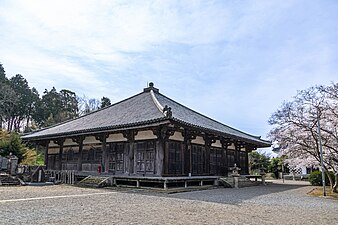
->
left=150, top=89, right=165, bottom=115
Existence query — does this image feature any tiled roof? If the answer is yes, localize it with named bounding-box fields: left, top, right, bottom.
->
left=22, top=84, right=270, bottom=147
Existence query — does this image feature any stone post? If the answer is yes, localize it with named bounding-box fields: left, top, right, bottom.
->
left=230, top=163, right=241, bottom=188
left=8, top=153, right=18, bottom=175
left=260, top=166, right=266, bottom=185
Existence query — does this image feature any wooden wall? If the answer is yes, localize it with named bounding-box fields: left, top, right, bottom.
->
left=45, top=127, right=251, bottom=177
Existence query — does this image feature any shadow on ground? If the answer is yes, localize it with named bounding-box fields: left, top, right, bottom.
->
left=166, top=182, right=310, bottom=205
left=105, top=181, right=312, bottom=205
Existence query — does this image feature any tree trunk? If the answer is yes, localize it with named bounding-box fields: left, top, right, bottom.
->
left=26, top=116, right=30, bottom=130
left=333, top=171, right=338, bottom=193
left=326, top=170, right=334, bottom=192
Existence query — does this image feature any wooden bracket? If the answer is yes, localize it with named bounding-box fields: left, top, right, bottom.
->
left=220, top=138, right=233, bottom=148
left=53, top=138, right=65, bottom=146
left=95, top=133, right=109, bottom=142
left=182, top=129, right=199, bottom=143
left=203, top=134, right=217, bottom=146
left=122, top=130, right=138, bottom=142
left=71, top=136, right=85, bottom=144
left=152, top=125, right=175, bottom=141
left=235, top=141, right=246, bottom=150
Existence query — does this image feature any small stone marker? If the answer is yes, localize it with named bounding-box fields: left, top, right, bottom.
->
left=8, top=153, right=18, bottom=175
left=230, top=163, right=241, bottom=188
left=260, top=166, right=266, bottom=185
left=0, top=156, right=8, bottom=171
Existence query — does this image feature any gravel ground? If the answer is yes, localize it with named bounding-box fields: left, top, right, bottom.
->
left=0, top=180, right=337, bottom=225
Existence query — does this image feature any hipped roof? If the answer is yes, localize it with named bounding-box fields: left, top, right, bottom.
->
left=22, top=84, right=271, bottom=147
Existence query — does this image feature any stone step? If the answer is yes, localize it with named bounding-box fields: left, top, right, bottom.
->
left=0, top=175, right=21, bottom=186
left=219, top=177, right=259, bottom=188
left=77, top=176, right=110, bottom=188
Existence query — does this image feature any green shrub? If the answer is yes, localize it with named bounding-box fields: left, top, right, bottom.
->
left=309, top=170, right=335, bottom=186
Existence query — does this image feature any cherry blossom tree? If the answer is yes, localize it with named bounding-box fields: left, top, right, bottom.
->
left=268, top=83, right=338, bottom=192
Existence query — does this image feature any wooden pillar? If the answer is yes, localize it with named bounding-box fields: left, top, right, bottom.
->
left=102, top=137, right=108, bottom=173
left=133, top=141, right=137, bottom=175
left=155, top=138, right=164, bottom=176
left=123, top=130, right=138, bottom=175
left=163, top=141, right=168, bottom=175
left=235, top=142, right=240, bottom=167
left=183, top=129, right=197, bottom=176
left=78, top=141, right=83, bottom=172
left=204, top=134, right=216, bottom=175
left=223, top=148, right=227, bottom=176
left=95, top=133, right=109, bottom=173
left=44, top=140, right=49, bottom=169
left=124, top=143, right=129, bottom=174
left=72, top=136, right=84, bottom=171
left=245, top=150, right=249, bottom=175
left=189, top=143, right=192, bottom=175
left=221, top=138, right=232, bottom=176
left=54, top=138, right=65, bottom=171
left=235, top=141, right=245, bottom=174
left=181, top=141, right=184, bottom=175
left=58, top=140, right=64, bottom=171
left=153, top=125, right=175, bottom=176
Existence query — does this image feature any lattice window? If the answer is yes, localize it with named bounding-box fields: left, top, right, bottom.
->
left=227, top=150, right=235, bottom=168
left=88, top=148, right=95, bottom=161
left=192, top=144, right=206, bottom=175
left=168, top=141, right=183, bottom=175
left=210, top=147, right=222, bottom=175
left=136, top=141, right=155, bottom=174
left=108, top=142, right=125, bottom=172
left=239, top=151, right=247, bottom=174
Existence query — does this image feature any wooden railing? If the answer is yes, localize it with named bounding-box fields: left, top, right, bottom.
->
left=46, top=170, right=76, bottom=185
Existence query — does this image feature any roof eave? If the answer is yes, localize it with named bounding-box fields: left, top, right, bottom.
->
left=171, top=118, right=271, bottom=148
left=22, top=118, right=170, bottom=141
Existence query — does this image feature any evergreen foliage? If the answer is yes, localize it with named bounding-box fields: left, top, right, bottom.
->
left=0, top=63, right=110, bottom=130
left=0, top=129, right=25, bottom=162
left=248, top=151, right=270, bottom=174
left=309, top=170, right=335, bottom=186
left=100, top=96, right=111, bottom=108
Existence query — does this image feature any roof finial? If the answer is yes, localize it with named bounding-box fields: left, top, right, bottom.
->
left=143, top=81, right=159, bottom=93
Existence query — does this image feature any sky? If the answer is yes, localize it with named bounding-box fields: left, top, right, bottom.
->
left=0, top=0, right=337, bottom=153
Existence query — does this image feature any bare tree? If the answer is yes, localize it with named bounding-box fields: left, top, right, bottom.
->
left=77, top=96, right=101, bottom=116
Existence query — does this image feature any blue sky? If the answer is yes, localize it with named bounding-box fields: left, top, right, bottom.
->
left=0, top=0, right=337, bottom=153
